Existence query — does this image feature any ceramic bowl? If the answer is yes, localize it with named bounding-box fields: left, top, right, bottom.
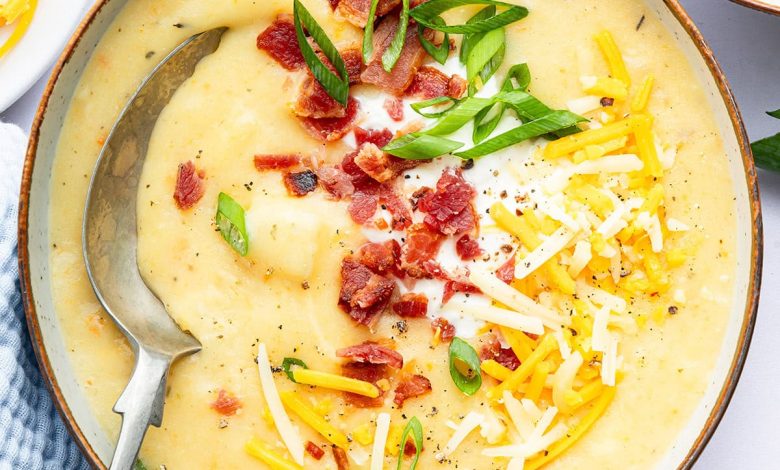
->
left=17, top=0, right=763, bottom=468
left=730, top=0, right=780, bottom=16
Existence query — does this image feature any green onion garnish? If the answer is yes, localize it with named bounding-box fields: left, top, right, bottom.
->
left=294, top=0, right=349, bottom=106
left=455, top=110, right=585, bottom=158
left=752, top=109, right=780, bottom=171
left=411, top=0, right=528, bottom=34
left=410, top=96, right=460, bottom=118
left=383, top=0, right=411, bottom=72
left=418, top=19, right=450, bottom=65
left=282, top=357, right=308, bottom=382
left=449, top=337, right=482, bottom=396
left=362, top=0, right=381, bottom=64
left=396, top=417, right=423, bottom=470
left=466, top=27, right=505, bottom=95
left=216, top=192, right=249, bottom=256
left=383, top=133, right=464, bottom=159
left=459, top=6, right=496, bottom=64
left=472, top=63, right=530, bottom=143
left=425, top=97, right=493, bottom=135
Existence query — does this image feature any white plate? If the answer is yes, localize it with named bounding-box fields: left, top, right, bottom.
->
left=0, top=0, right=93, bottom=112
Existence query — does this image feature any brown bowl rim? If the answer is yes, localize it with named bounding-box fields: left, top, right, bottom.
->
left=17, top=0, right=763, bottom=468
left=729, top=0, right=780, bottom=16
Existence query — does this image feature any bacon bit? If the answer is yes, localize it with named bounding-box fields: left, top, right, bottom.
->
left=496, top=255, right=516, bottom=284
left=361, top=15, right=433, bottom=95
left=348, top=190, right=380, bottom=224
left=328, top=0, right=341, bottom=9
left=456, top=234, right=482, bottom=261
left=333, top=446, right=350, bottom=470
left=495, top=347, right=521, bottom=371
left=256, top=14, right=304, bottom=71
left=305, top=441, right=325, bottom=460
left=340, top=47, right=366, bottom=85
left=293, top=48, right=365, bottom=119
left=404, top=439, right=420, bottom=456
left=355, top=127, right=394, bottom=148
left=283, top=170, right=319, bottom=197
left=393, top=374, right=432, bottom=408
left=339, top=259, right=396, bottom=325
left=392, top=293, right=429, bottom=318
left=173, top=160, right=205, bottom=210
left=400, top=224, right=444, bottom=278
left=355, top=143, right=419, bottom=184
left=406, top=66, right=466, bottom=99
left=337, top=341, right=404, bottom=369
left=342, top=362, right=390, bottom=407
left=337, top=0, right=401, bottom=28
left=479, top=334, right=520, bottom=370
left=431, top=317, right=456, bottom=342
left=395, top=120, right=426, bottom=138
left=418, top=167, right=477, bottom=235
left=359, top=242, right=396, bottom=274
left=254, top=154, right=301, bottom=171
left=447, top=74, right=468, bottom=99
left=318, top=166, right=355, bottom=199
left=442, top=280, right=481, bottom=304
left=299, top=97, right=360, bottom=142
left=384, top=97, right=405, bottom=121
left=210, top=389, right=242, bottom=416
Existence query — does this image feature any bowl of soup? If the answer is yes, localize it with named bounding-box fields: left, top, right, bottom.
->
left=19, top=0, right=762, bottom=468
left=730, top=0, right=780, bottom=15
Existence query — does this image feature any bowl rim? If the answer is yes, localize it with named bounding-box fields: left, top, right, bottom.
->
left=729, top=0, right=780, bottom=16
left=16, top=0, right=763, bottom=468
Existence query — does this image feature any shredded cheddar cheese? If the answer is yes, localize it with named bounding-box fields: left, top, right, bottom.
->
left=292, top=368, right=380, bottom=398
left=279, top=391, right=350, bottom=449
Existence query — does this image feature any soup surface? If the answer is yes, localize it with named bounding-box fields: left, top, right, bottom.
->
left=49, top=0, right=738, bottom=469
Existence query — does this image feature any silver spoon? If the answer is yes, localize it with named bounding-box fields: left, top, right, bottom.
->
left=83, top=27, right=226, bottom=470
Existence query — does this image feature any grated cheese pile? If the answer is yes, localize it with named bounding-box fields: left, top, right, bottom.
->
left=0, top=0, right=30, bottom=25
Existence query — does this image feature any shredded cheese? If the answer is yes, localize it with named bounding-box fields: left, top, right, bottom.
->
left=552, top=352, right=584, bottom=413
left=445, top=302, right=545, bottom=335
left=441, top=412, right=485, bottom=457
left=292, top=368, right=380, bottom=397
left=256, top=343, right=305, bottom=465
left=279, top=391, right=350, bottom=449
left=245, top=438, right=302, bottom=470
left=370, top=413, right=391, bottom=470
left=575, top=154, right=644, bottom=174
left=514, top=227, right=577, bottom=281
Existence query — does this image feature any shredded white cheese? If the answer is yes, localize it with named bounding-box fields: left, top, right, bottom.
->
left=445, top=302, right=545, bottom=336
left=371, top=413, right=391, bottom=470
left=514, top=227, right=577, bottom=280
left=503, top=391, right=534, bottom=439
left=568, top=239, right=593, bottom=277
left=590, top=306, right=611, bottom=352
left=577, top=281, right=627, bottom=312
left=552, top=352, right=584, bottom=411
left=566, top=95, right=602, bottom=115
left=666, top=217, right=690, bottom=232
left=575, top=154, right=644, bottom=174
left=441, top=411, right=485, bottom=457
left=601, top=333, right=618, bottom=386
left=256, top=343, right=305, bottom=465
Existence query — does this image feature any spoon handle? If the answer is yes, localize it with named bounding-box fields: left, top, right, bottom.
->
left=110, top=348, right=173, bottom=470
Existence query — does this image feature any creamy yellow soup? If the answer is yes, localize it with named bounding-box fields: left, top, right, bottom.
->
left=50, top=1, right=736, bottom=469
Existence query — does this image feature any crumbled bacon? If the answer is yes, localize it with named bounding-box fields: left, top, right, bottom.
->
left=355, top=127, right=394, bottom=148
left=479, top=334, right=521, bottom=370
left=361, top=15, right=433, bottom=95
left=256, top=14, right=304, bottom=70
left=417, top=167, right=477, bottom=235
left=392, top=293, right=428, bottom=318
left=354, top=144, right=419, bottom=184
left=293, top=48, right=365, bottom=119
left=393, top=374, right=432, bottom=408
left=299, top=97, right=360, bottom=142
left=496, top=255, right=516, bottom=284
left=456, top=234, right=482, bottom=261
left=173, top=160, right=205, bottom=210
left=337, top=0, right=401, bottom=28
left=318, top=166, right=355, bottom=199
left=447, top=74, right=468, bottom=99
left=339, top=259, right=395, bottom=325
left=431, top=317, right=456, bottom=342
left=495, top=347, right=521, bottom=370
left=380, top=185, right=414, bottom=230
left=332, top=446, right=350, bottom=470
left=442, top=280, right=481, bottom=304
left=210, top=389, right=241, bottom=416
left=404, top=440, right=420, bottom=456
left=348, top=190, right=380, bottom=224
left=337, top=341, right=404, bottom=369
left=341, top=362, right=389, bottom=407
left=306, top=442, right=325, bottom=460
left=358, top=242, right=396, bottom=274
left=384, top=97, right=405, bottom=121
left=328, top=0, right=340, bottom=9
left=254, top=154, right=301, bottom=171
left=400, top=224, right=444, bottom=278
left=283, top=170, right=319, bottom=197
left=405, top=66, right=465, bottom=99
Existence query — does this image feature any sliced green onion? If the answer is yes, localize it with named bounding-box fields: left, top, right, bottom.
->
left=425, top=97, right=493, bottom=135
left=410, top=96, right=460, bottom=118
left=411, top=0, right=528, bottom=34
left=455, top=110, right=585, bottom=158
left=459, top=6, right=496, bottom=64
left=383, top=0, right=411, bottom=72
left=216, top=192, right=249, bottom=256
left=383, top=133, right=464, bottom=159
left=362, top=0, right=381, bottom=63
left=504, top=63, right=531, bottom=91
left=449, top=337, right=482, bottom=396
left=396, top=417, right=423, bottom=470
left=472, top=63, right=527, bottom=142
left=282, top=357, right=308, bottom=382
left=418, top=19, right=450, bottom=65
left=768, top=109, right=780, bottom=119
left=466, top=27, right=504, bottom=94
left=294, top=0, right=349, bottom=106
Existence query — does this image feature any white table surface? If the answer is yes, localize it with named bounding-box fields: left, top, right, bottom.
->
left=2, top=1, right=778, bottom=468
